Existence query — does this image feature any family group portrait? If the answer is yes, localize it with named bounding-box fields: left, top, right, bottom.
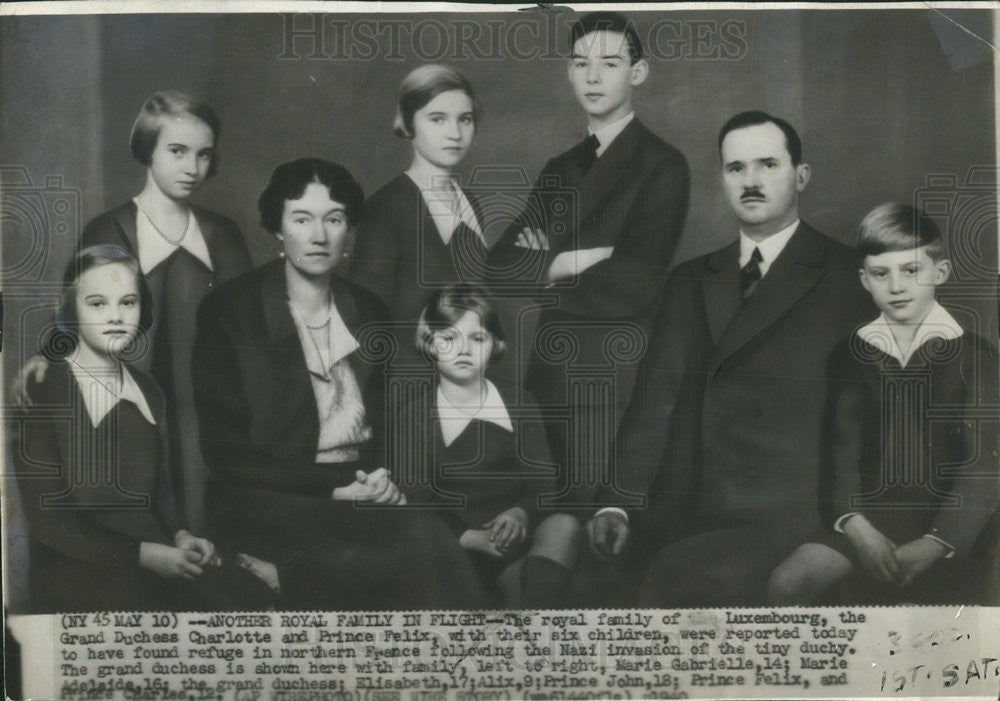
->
left=2, top=4, right=998, bottom=617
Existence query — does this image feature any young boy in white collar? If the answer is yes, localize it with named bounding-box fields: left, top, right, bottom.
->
left=768, top=202, right=999, bottom=604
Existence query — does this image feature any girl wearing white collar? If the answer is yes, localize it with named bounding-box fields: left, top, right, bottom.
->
left=13, top=91, right=252, bottom=534
left=350, top=65, right=488, bottom=369
left=403, top=284, right=581, bottom=607
left=13, top=245, right=260, bottom=612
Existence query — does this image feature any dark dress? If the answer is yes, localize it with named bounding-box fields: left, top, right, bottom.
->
left=391, top=378, right=559, bottom=594
left=395, top=379, right=557, bottom=528
left=193, top=260, right=491, bottom=610
left=350, top=174, right=486, bottom=370
left=15, top=362, right=183, bottom=611
left=823, top=332, right=1000, bottom=603
left=81, top=202, right=252, bottom=530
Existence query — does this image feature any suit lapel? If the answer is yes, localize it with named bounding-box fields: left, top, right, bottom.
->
left=573, top=119, right=646, bottom=228
left=700, top=241, right=741, bottom=345
left=710, top=223, right=829, bottom=375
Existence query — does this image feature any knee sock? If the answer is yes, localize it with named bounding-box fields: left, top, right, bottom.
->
left=521, top=555, right=570, bottom=609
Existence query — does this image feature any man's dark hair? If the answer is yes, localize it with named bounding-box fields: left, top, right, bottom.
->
left=718, top=111, right=803, bottom=166
left=569, top=11, right=644, bottom=64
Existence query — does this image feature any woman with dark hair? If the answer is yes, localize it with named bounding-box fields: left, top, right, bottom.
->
left=14, top=245, right=265, bottom=612
left=193, top=158, right=489, bottom=610
left=350, top=65, right=488, bottom=368
left=14, top=90, right=252, bottom=533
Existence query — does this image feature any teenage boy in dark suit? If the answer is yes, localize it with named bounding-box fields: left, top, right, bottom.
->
left=489, top=12, right=690, bottom=504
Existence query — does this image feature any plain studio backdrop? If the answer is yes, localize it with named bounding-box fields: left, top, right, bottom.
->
left=1, top=8, right=996, bottom=611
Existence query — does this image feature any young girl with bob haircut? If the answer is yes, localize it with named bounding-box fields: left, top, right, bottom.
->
left=351, top=65, right=489, bottom=368
left=13, top=245, right=262, bottom=612
left=16, top=90, right=252, bottom=533
left=395, top=283, right=582, bottom=607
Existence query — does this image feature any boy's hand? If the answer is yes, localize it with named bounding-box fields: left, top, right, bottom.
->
left=174, top=530, right=219, bottom=566
left=484, top=508, right=528, bottom=552
left=843, top=515, right=901, bottom=585
left=587, top=510, right=629, bottom=560
left=894, top=537, right=949, bottom=586
left=10, top=355, right=49, bottom=406
left=140, top=543, right=203, bottom=580
left=515, top=227, right=550, bottom=251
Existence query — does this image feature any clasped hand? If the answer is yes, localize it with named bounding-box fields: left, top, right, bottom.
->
left=844, top=516, right=948, bottom=586
left=332, top=467, right=407, bottom=504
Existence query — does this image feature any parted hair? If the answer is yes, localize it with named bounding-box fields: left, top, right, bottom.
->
left=857, top=202, right=947, bottom=262
left=415, top=283, right=506, bottom=363
left=129, top=90, right=222, bottom=177
left=393, top=64, right=480, bottom=139
left=718, top=110, right=803, bottom=166
left=569, top=11, right=644, bottom=64
left=47, top=244, right=154, bottom=358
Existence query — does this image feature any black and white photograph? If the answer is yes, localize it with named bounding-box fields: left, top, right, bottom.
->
left=2, top=2, right=998, bottom=699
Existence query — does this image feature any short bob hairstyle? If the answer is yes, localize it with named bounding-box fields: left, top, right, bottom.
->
left=46, top=244, right=155, bottom=359
left=257, top=157, right=365, bottom=234
left=415, top=283, right=506, bottom=363
left=393, top=65, right=481, bottom=139
left=129, top=90, right=222, bottom=178
left=857, top=202, right=947, bottom=263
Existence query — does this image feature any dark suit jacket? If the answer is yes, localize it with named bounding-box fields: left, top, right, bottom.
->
left=827, top=334, right=999, bottom=557
left=600, top=222, right=877, bottom=544
left=14, top=361, right=182, bottom=611
left=193, top=259, right=390, bottom=493
left=487, top=118, right=690, bottom=413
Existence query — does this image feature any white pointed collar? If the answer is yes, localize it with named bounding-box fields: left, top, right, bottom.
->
left=133, top=198, right=213, bottom=273
left=68, top=362, right=157, bottom=428
left=437, top=379, right=513, bottom=447
left=857, top=301, right=964, bottom=367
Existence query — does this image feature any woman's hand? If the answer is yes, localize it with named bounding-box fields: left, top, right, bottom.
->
left=484, top=507, right=528, bottom=553
left=174, top=530, right=220, bottom=566
left=10, top=355, right=50, bottom=406
left=139, top=542, right=204, bottom=580
left=332, top=468, right=407, bottom=504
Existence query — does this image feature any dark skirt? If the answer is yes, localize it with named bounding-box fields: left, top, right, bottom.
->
left=207, top=470, right=491, bottom=610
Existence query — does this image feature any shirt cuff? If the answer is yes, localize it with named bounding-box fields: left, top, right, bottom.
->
left=923, top=533, right=956, bottom=559
left=596, top=507, right=628, bottom=524
left=833, top=512, right=860, bottom=533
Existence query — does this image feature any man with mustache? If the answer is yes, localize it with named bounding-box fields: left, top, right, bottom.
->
left=588, top=111, right=874, bottom=606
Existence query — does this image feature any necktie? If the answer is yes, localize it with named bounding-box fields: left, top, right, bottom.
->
left=740, top=247, right=763, bottom=300
left=578, top=134, right=600, bottom=176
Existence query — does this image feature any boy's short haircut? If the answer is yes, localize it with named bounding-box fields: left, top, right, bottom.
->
left=47, top=244, right=155, bottom=359
left=129, top=90, right=222, bottom=177
left=416, top=283, right=506, bottom=362
left=569, top=11, right=644, bottom=64
left=857, top=202, right=946, bottom=262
